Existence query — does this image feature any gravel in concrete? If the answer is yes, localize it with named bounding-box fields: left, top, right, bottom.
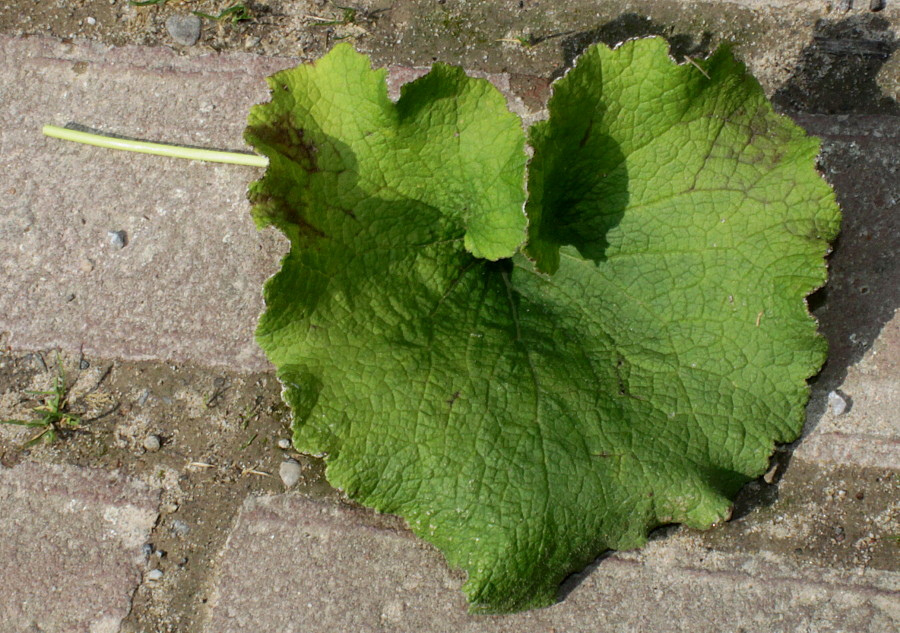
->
left=165, top=14, right=201, bottom=47
left=204, top=494, right=899, bottom=632
left=278, top=458, right=302, bottom=488
left=0, top=461, right=160, bottom=633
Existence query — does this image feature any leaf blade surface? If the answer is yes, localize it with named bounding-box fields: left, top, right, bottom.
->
left=247, top=39, right=840, bottom=613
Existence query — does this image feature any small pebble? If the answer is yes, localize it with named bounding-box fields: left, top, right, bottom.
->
left=277, top=438, right=291, bottom=450
left=763, top=463, right=779, bottom=484
left=142, top=543, right=154, bottom=557
left=172, top=519, right=191, bottom=536
left=146, top=569, right=164, bottom=582
left=143, top=434, right=161, bottom=452
left=79, top=359, right=90, bottom=370
left=827, top=390, right=848, bottom=416
left=279, top=458, right=302, bottom=488
left=85, top=16, right=96, bottom=26
left=870, top=0, right=885, bottom=10
left=166, top=14, right=202, bottom=46
left=108, top=230, right=127, bottom=249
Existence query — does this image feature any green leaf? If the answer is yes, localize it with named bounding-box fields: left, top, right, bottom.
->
left=246, top=39, right=839, bottom=613
left=245, top=43, right=527, bottom=261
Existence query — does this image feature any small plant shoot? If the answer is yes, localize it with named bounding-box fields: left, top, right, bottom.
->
left=42, top=37, right=840, bottom=614
left=1, top=358, right=82, bottom=447
left=193, top=4, right=253, bottom=24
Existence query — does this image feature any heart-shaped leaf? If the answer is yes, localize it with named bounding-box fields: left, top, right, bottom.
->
left=246, top=39, right=839, bottom=613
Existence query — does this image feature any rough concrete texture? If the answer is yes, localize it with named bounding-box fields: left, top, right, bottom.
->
left=0, top=36, right=289, bottom=372
left=0, top=462, right=159, bottom=632
left=791, top=113, right=900, bottom=470
left=204, top=494, right=898, bottom=632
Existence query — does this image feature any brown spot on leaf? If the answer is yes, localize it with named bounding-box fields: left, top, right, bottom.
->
left=248, top=112, right=319, bottom=171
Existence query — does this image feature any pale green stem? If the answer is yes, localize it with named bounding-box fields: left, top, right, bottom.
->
left=42, top=125, right=268, bottom=168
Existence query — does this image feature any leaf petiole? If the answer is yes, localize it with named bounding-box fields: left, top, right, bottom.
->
left=42, top=125, right=268, bottom=167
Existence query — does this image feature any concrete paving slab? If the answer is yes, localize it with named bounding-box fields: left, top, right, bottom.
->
left=0, top=461, right=160, bottom=633
left=793, top=113, right=899, bottom=468
left=798, top=310, right=899, bottom=470
left=203, top=493, right=898, bottom=633
left=0, top=36, right=291, bottom=372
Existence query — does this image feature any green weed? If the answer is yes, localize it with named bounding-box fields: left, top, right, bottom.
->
left=193, top=4, right=253, bottom=23
left=238, top=396, right=262, bottom=429
left=239, top=432, right=258, bottom=450
left=1, top=361, right=82, bottom=447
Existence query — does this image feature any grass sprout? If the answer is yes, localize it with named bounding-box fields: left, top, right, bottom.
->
left=239, top=396, right=263, bottom=429
left=1, top=361, right=82, bottom=447
left=193, top=3, right=253, bottom=24
left=239, top=432, right=258, bottom=450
